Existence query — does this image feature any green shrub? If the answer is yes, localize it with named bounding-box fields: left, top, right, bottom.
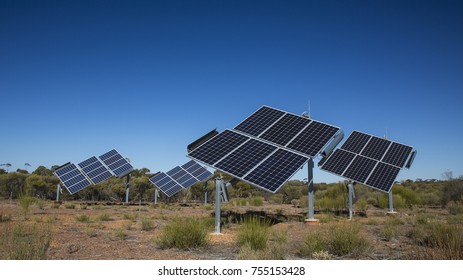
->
left=85, top=226, right=97, bottom=237
left=251, top=196, right=264, bottom=207
left=113, top=227, right=128, bottom=240
left=19, top=194, right=36, bottom=219
left=409, top=221, right=463, bottom=259
left=1, top=213, right=12, bottom=222
left=123, top=213, right=136, bottom=221
left=64, top=203, right=76, bottom=209
left=157, top=217, right=210, bottom=250
left=382, top=224, right=399, bottom=241
left=51, top=203, right=60, bottom=209
left=356, top=197, right=369, bottom=212
left=447, top=201, right=463, bottom=215
left=96, top=213, right=111, bottom=222
left=237, top=217, right=270, bottom=251
left=75, top=215, right=90, bottom=223
left=140, top=217, right=153, bottom=231
left=238, top=228, right=287, bottom=260
left=0, top=222, right=52, bottom=259
left=36, top=199, right=46, bottom=210
left=80, top=204, right=88, bottom=210
left=300, top=222, right=371, bottom=258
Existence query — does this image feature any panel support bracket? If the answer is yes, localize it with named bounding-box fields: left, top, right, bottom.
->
left=305, top=159, right=319, bottom=225
left=125, top=173, right=131, bottom=204
left=348, top=181, right=356, bottom=220
left=387, top=187, right=397, bottom=214
left=214, top=177, right=224, bottom=234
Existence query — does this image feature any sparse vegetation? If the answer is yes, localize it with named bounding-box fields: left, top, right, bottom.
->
left=0, top=222, right=52, bottom=259
left=237, top=217, right=270, bottom=251
left=18, top=193, right=36, bottom=219
left=96, top=213, right=112, bottom=222
left=64, top=203, right=76, bottom=209
left=75, top=215, right=90, bottom=223
left=140, top=217, right=154, bottom=231
left=157, top=217, right=210, bottom=250
left=300, top=222, right=371, bottom=258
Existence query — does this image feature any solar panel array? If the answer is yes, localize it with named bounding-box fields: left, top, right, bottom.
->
left=188, top=106, right=341, bottom=193
left=149, top=160, right=212, bottom=197
left=320, top=131, right=413, bottom=192
left=54, top=149, right=134, bottom=195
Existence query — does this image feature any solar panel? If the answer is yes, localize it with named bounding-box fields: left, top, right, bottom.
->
left=188, top=106, right=341, bottom=194
left=78, top=156, right=112, bottom=185
left=188, top=130, right=250, bottom=165
left=215, top=139, right=277, bottom=178
left=233, top=106, right=340, bottom=158
left=286, top=121, right=340, bottom=157
left=243, top=149, right=308, bottom=193
left=181, top=160, right=213, bottom=182
left=54, top=163, right=92, bottom=195
left=260, top=114, right=311, bottom=146
left=150, top=160, right=213, bottom=197
left=320, top=131, right=414, bottom=192
left=149, top=172, right=184, bottom=197
left=234, top=106, right=285, bottom=137
left=99, top=149, right=134, bottom=178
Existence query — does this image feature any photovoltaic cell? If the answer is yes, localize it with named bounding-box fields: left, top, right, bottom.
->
left=343, top=155, right=377, bottom=183
left=320, top=149, right=356, bottom=176
left=99, top=149, right=134, bottom=178
left=320, top=130, right=414, bottom=193
left=150, top=160, right=213, bottom=197
left=189, top=130, right=249, bottom=165
left=340, top=131, right=371, bottom=154
left=54, top=164, right=92, bottom=195
left=215, top=139, right=277, bottom=177
left=149, top=172, right=183, bottom=197
left=382, top=142, right=413, bottom=168
left=234, top=106, right=285, bottom=137
left=78, top=156, right=112, bottom=185
left=287, top=121, right=339, bottom=157
left=181, top=160, right=212, bottom=181
left=243, top=149, right=308, bottom=193
left=361, top=136, right=391, bottom=161
left=366, top=162, right=400, bottom=192
left=260, top=114, right=311, bottom=146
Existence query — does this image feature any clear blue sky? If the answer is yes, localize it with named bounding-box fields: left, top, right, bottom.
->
left=1, top=0, right=462, bottom=183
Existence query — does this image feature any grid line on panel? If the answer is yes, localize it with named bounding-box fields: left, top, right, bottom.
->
left=215, top=139, right=277, bottom=178
left=188, top=130, right=249, bottom=166
left=360, top=136, right=391, bottom=161
left=234, top=106, right=286, bottom=137
left=243, top=149, right=308, bottom=193
left=343, top=155, right=377, bottom=184
left=382, top=142, right=413, bottom=168
left=320, top=149, right=356, bottom=176
left=260, top=114, right=311, bottom=146
left=366, top=162, right=400, bottom=192
left=287, top=121, right=339, bottom=157
left=340, top=131, right=371, bottom=154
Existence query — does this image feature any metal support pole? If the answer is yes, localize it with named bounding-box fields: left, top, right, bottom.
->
left=214, top=178, right=222, bottom=234
left=154, top=189, right=159, bottom=204
left=125, top=174, right=131, bottom=204
left=348, top=183, right=354, bottom=220
left=388, top=189, right=395, bottom=213
left=56, top=184, right=61, bottom=202
left=307, top=159, right=317, bottom=222
left=204, top=181, right=208, bottom=205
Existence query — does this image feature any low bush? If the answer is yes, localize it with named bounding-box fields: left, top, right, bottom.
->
left=96, top=213, right=111, bottom=222
left=237, top=217, right=270, bottom=251
left=0, top=222, right=52, bottom=259
left=75, top=215, right=90, bottom=223
left=157, top=217, right=210, bottom=250
left=64, top=203, right=76, bottom=209
left=300, top=222, right=371, bottom=258
left=140, top=217, right=153, bottom=231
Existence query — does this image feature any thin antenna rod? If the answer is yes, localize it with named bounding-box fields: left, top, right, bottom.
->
left=308, top=98, right=311, bottom=119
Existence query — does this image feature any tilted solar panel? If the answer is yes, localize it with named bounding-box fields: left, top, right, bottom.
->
left=99, top=149, right=134, bottom=178
left=78, top=156, right=112, bottom=185
left=150, top=160, right=213, bottom=197
left=320, top=131, right=414, bottom=192
left=233, top=106, right=340, bottom=158
left=54, top=163, right=92, bottom=195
